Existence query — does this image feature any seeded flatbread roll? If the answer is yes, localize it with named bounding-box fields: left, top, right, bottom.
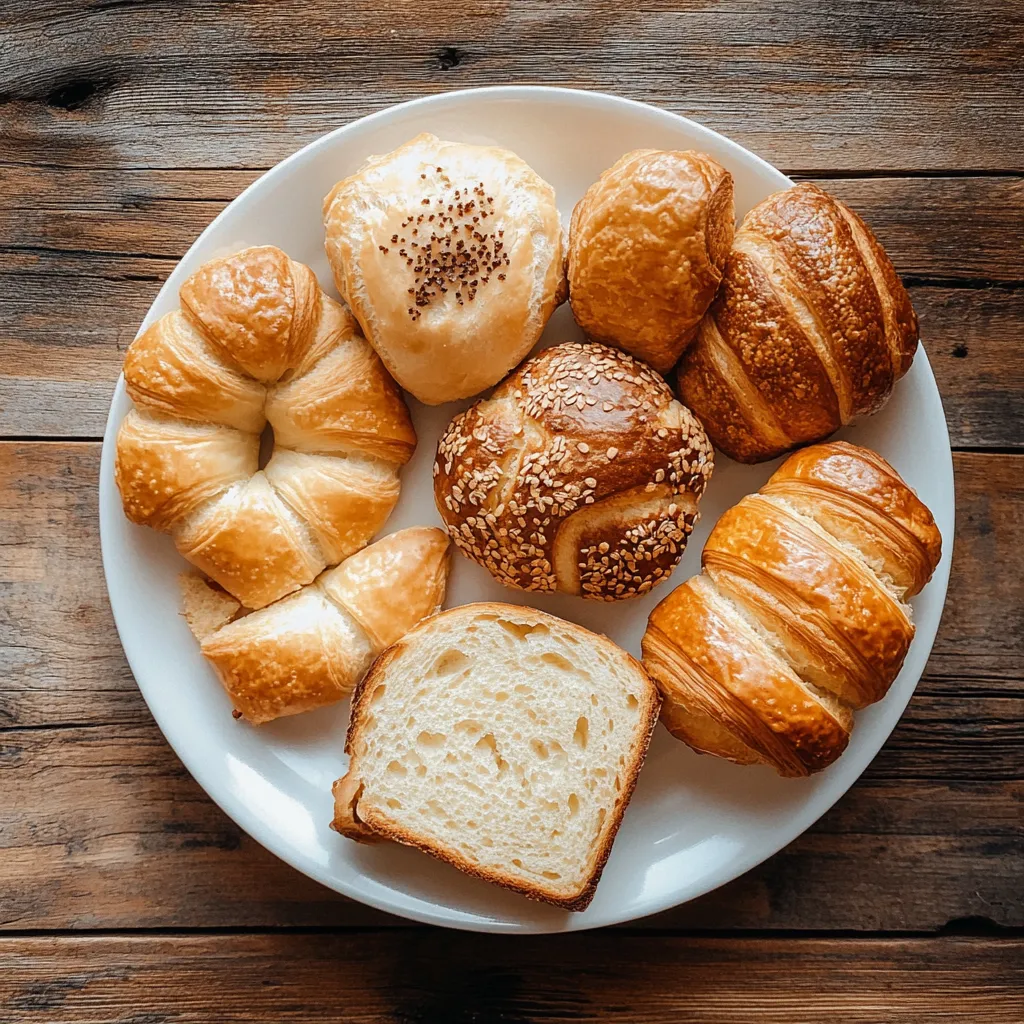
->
left=323, top=133, right=566, bottom=405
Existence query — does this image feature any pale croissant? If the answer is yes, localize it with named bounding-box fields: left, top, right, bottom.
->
left=114, top=246, right=416, bottom=610
left=182, top=527, right=451, bottom=725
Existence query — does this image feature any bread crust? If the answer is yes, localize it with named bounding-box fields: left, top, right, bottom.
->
left=323, top=133, right=565, bottom=405
left=115, top=245, right=414, bottom=610
left=569, top=149, right=734, bottom=373
left=642, top=442, right=941, bottom=776
left=677, top=183, right=919, bottom=463
left=434, top=342, right=713, bottom=600
left=334, top=602, right=662, bottom=911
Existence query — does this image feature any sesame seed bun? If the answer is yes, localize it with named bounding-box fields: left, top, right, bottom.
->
left=433, top=342, right=714, bottom=601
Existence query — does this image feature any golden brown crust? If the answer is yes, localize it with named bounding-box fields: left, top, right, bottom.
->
left=179, top=245, right=321, bottom=383
left=264, top=297, right=416, bottom=466
left=334, top=602, right=661, bottom=911
left=643, top=577, right=850, bottom=777
left=115, top=246, right=415, bottom=610
left=114, top=410, right=258, bottom=532
left=195, top=529, right=451, bottom=725
left=434, top=342, right=714, bottom=601
left=323, top=133, right=565, bottom=405
left=569, top=149, right=734, bottom=373
left=678, top=183, right=919, bottom=463
left=319, top=527, right=451, bottom=651
left=641, top=441, right=941, bottom=776
left=172, top=473, right=325, bottom=611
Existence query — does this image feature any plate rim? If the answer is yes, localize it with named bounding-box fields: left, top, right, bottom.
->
left=98, top=85, right=955, bottom=933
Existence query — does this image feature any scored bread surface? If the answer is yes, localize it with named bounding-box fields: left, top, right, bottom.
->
left=335, top=603, right=661, bottom=911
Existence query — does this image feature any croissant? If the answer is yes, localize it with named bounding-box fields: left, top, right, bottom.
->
left=182, top=527, right=452, bottom=724
left=114, top=246, right=417, bottom=610
left=677, top=183, right=918, bottom=463
left=641, top=442, right=941, bottom=776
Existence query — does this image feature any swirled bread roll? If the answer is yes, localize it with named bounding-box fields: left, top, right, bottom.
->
left=182, top=528, right=451, bottom=725
left=641, top=442, right=941, bottom=776
left=323, top=133, right=565, bottom=404
left=115, top=246, right=416, bottom=610
left=569, top=149, right=734, bottom=373
left=434, top=342, right=713, bottom=601
left=678, top=183, right=918, bottom=463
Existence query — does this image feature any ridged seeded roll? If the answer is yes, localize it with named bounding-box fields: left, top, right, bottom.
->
left=182, top=527, right=451, bottom=725
left=323, top=133, right=565, bottom=405
left=434, top=342, right=714, bottom=601
left=569, top=150, right=734, bottom=373
left=332, top=602, right=661, bottom=911
left=677, top=183, right=919, bottom=463
left=641, top=442, right=941, bottom=776
left=115, top=246, right=416, bottom=610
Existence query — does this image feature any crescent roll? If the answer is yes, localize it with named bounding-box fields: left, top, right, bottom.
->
left=183, top=527, right=452, bottom=724
left=678, top=183, right=919, bottom=463
left=115, top=246, right=416, bottom=610
left=641, top=442, right=941, bottom=776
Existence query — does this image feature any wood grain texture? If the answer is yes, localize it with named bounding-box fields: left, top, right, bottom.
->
left=1, top=935, right=1021, bottom=1023
left=2, top=0, right=1022, bottom=173
left=2, top=175, right=1023, bottom=441
left=1, top=444, right=1020, bottom=930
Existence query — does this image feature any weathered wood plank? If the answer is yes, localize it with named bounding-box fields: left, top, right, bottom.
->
left=1, top=935, right=1021, bottom=1023
left=2, top=0, right=1022, bottom=173
left=2, top=446, right=1019, bottom=730
left=0, top=444, right=1020, bottom=930
left=2, top=717, right=1019, bottom=931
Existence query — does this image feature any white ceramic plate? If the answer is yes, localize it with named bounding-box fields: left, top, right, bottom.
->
left=99, top=86, right=954, bottom=933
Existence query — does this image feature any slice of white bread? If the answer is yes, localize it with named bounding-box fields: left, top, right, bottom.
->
left=331, top=602, right=661, bottom=911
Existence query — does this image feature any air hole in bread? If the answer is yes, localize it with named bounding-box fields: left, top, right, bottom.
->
left=431, top=648, right=471, bottom=676
left=530, top=738, right=550, bottom=760
left=495, top=691, right=509, bottom=702
left=514, top=684, right=532, bottom=696
left=385, top=797, right=402, bottom=810
left=386, top=760, right=406, bottom=776
left=369, top=684, right=387, bottom=706
left=512, top=858, right=523, bottom=868
left=540, top=652, right=574, bottom=672
left=542, top=871, right=561, bottom=880
left=454, top=719, right=483, bottom=736
left=568, top=793, right=580, bottom=817
left=497, top=618, right=551, bottom=642
left=417, top=730, right=446, bottom=749
left=597, top=807, right=606, bottom=829
left=573, top=716, right=590, bottom=750
left=626, top=694, right=638, bottom=709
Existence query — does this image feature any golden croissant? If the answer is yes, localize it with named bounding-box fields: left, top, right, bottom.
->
left=642, top=442, right=941, bottom=776
left=114, top=246, right=416, bottom=610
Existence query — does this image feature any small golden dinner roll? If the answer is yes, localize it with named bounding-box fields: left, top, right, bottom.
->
left=323, top=133, right=565, bottom=405
left=434, top=342, right=714, bottom=601
left=568, top=150, right=734, bottom=374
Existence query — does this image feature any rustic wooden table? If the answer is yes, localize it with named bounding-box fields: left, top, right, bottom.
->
left=2, top=2, right=1022, bottom=1021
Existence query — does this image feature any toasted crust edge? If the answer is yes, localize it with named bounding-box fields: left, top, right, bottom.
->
left=332, top=601, right=662, bottom=911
